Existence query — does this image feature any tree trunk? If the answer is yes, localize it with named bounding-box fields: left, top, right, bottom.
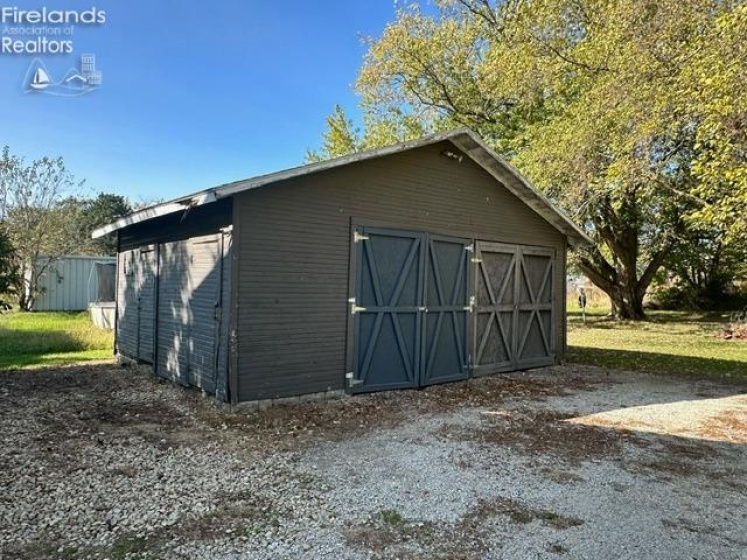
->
left=608, top=287, right=646, bottom=320
left=578, top=246, right=669, bottom=321
left=18, top=292, right=32, bottom=312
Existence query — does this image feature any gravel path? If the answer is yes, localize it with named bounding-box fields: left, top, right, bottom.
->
left=1, top=364, right=746, bottom=559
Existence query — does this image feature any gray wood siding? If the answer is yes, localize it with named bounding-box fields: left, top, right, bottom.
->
left=116, top=245, right=156, bottom=363
left=234, top=142, right=567, bottom=402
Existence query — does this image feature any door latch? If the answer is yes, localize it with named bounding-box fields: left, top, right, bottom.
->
left=464, top=295, right=476, bottom=313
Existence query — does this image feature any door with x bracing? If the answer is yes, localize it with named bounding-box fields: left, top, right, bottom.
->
left=349, top=228, right=470, bottom=392
left=473, top=242, right=555, bottom=374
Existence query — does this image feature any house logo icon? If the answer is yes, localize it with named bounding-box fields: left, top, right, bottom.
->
left=24, top=54, right=103, bottom=97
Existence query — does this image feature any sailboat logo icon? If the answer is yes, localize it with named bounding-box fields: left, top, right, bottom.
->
left=22, top=56, right=103, bottom=97
left=29, top=66, right=52, bottom=90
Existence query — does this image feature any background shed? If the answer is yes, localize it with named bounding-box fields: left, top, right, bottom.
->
left=29, top=255, right=117, bottom=312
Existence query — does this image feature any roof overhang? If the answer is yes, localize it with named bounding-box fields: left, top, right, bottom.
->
left=93, top=128, right=591, bottom=247
left=92, top=192, right=216, bottom=239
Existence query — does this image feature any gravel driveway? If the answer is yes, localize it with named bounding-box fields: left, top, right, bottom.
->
left=1, top=364, right=746, bottom=560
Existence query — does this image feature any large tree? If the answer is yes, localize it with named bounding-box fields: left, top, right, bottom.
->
left=0, top=147, right=83, bottom=310
left=315, top=0, right=745, bottom=319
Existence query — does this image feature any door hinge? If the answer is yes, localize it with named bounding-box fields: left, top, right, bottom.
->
left=465, top=244, right=474, bottom=253
left=354, top=231, right=369, bottom=243
left=346, top=372, right=364, bottom=386
left=349, top=298, right=367, bottom=315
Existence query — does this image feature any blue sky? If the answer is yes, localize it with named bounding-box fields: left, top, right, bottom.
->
left=0, top=1, right=398, bottom=201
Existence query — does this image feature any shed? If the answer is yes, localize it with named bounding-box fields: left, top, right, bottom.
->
left=94, top=129, right=590, bottom=404
left=29, top=255, right=117, bottom=311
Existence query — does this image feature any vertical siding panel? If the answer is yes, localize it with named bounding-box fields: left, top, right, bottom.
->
left=117, top=250, right=137, bottom=359
left=215, top=230, right=232, bottom=402
left=157, top=240, right=189, bottom=383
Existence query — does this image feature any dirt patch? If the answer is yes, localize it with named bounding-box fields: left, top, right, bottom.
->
left=345, top=498, right=584, bottom=559
left=196, top=375, right=602, bottom=458
left=626, top=437, right=747, bottom=490
left=171, top=493, right=289, bottom=542
left=700, top=410, right=747, bottom=443
left=440, top=408, right=639, bottom=465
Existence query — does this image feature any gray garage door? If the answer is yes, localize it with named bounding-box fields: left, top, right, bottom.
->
left=156, top=234, right=224, bottom=393
left=473, top=242, right=555, bottom=374
left=350, top=228, right=469, bottom=392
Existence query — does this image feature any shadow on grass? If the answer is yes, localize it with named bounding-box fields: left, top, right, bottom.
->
left=0, top=322, right=113, bottom=371
left=0, top=352, right=114, bottom=371
left=567, top=310, right=731, bottom=325
left=568, top=346, right=747, bottom=381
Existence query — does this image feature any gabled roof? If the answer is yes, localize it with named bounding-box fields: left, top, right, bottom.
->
left=92, top=128, right=591, bottom=247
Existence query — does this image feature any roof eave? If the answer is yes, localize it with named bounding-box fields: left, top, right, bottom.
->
left=91, top=191, right=217, bottom=239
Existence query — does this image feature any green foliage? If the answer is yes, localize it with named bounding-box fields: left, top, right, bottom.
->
left=378, top=509, right=407, bottom=526
left=80, top=193, right=132, bottom=255
left=683, top=4, right=747, bottom=242
left=0, top=224, right=19, bottom=298
left=0, top=311, right=113, bottom=370
left=652, top=284, right=747, bottom=312
left=320, top=0, right=747, bottom=320
left=307, top=105, right=430, bottom=162
left=306, top=105, right=362, bottom=162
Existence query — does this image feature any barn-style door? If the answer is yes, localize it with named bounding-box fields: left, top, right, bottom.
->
left=349, top=228, right=470, bottom=392
left=473, top=242, right=554, bottom=374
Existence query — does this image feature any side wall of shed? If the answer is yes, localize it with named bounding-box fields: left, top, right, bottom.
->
left=114, top=199, right=234, bottom=400
left=233, top=141, right=567, bottom=402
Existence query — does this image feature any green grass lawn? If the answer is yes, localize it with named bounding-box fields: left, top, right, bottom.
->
left=568, top=308, right=747, bottom=380
left=0, top=311, right=114, bottom=370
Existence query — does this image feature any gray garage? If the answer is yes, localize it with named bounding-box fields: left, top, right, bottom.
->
left=93, top=128, right=589, bottom=404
